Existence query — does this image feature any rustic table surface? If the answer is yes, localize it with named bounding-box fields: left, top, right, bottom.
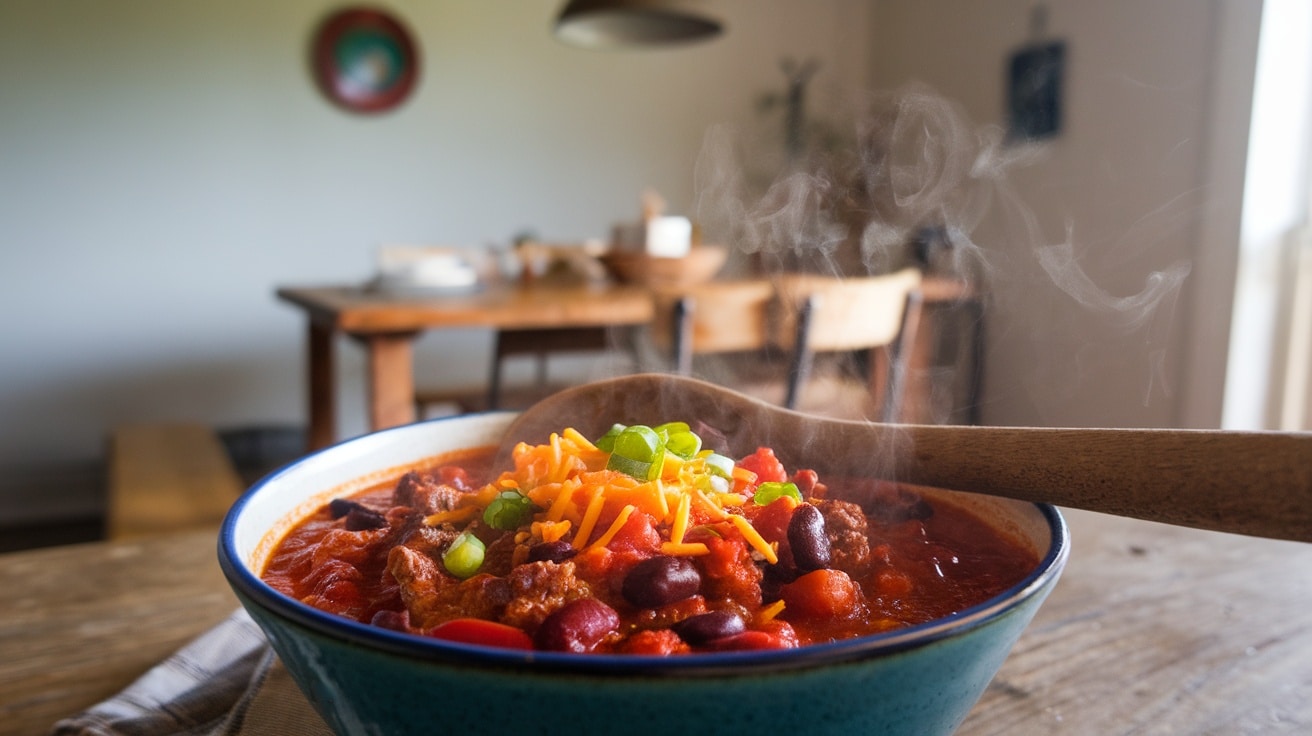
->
left=2, top=508, right=1308, bottom=735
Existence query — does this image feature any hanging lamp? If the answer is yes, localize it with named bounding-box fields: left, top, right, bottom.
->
left=554, top=0, right=723, bottom=49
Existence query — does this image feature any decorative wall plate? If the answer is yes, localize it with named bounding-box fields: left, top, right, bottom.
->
left=312, top=7, right=419, bottom=114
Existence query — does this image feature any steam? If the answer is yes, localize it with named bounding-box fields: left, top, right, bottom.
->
left=695, top=84, right=1035, bottom=279
left=1035, top=240, right=1192, bottom=333
left=688, top=81, right=1195, bottom=421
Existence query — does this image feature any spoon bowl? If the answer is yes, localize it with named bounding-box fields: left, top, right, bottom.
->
left=502, top=373, right=1312, bottom=542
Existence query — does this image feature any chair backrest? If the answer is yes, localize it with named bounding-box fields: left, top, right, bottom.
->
left=772, top=267, right=924, bottom=417
left=772, top=267, right=922, bottom=352
left=649, top=280, right=777, bottom=375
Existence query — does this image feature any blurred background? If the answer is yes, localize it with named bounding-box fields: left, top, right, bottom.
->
left=2, top=0, right=1307, bottom=547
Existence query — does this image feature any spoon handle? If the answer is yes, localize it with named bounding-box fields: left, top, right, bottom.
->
left=804, top=421, right=1312, bottom=543
left=500, top=373, right=1312, bottom=543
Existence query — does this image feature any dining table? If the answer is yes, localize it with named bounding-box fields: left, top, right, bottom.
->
left=276, top=274, right=977, bottom=451
left=3, top=507, right=1308, bottom=735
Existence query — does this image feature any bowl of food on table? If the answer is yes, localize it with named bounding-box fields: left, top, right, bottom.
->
left=219, top=399, right=1068, bottom=736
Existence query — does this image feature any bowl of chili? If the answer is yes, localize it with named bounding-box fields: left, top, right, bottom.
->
left=219, top=410, right=1068, bottom=736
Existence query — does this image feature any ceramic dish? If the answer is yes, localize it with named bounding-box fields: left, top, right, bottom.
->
left=219, top=412, right=1068, bottom=736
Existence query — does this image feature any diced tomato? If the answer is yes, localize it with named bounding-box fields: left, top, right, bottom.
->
left=428, top=618, right=533, bottom=650
left=748, top=497, right=796, bottom=547
left=875, top=568, right=914, bottom=597
left=435, top=465, right=472, bottom=490
left=792, top=469, right=824, bottom=499
left=704, top=629, right=793, bottom=652
left=607, top=510, right=661, bottom=555
left=738, top=447, right=788, bottom=484
left=621, top=629, right=690, bottom=655
left=699, top=533, right=763, bottom=608
left=780, top=568, right=859, bottom=619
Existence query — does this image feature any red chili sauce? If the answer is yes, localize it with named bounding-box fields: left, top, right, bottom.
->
left=262, top=440, right=1038, bottom=655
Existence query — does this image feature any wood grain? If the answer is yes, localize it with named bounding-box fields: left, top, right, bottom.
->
left=961, top=508, right=1312, bottom=734
left=0, top=529, right=237, bottom=736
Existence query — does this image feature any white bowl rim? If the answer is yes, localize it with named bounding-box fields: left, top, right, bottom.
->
left=218, top=413, right=1070, bottom=677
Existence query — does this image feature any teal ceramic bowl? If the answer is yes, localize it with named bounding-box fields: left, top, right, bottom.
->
left=219, top=412, right=1068, bottom=736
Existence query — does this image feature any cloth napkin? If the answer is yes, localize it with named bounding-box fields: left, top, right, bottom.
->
left=49, top=609, right=333, bottom=736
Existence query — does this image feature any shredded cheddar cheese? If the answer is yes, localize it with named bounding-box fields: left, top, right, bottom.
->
left=589, top=504, right=636, bottom=550
left=424, top=424, right=790, bottom=570
left=729, top=514, right=779, bottom=564
left=757, top=599, right=787, bottom=623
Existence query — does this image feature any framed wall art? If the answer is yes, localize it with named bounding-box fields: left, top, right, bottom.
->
left=311, top=7, right=419, bottom=114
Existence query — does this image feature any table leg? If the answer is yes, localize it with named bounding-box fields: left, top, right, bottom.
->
left=361, top=332, right=419, bottom=431
left=307, top=320, right=337, bottom=451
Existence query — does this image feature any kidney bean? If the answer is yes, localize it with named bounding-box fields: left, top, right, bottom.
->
left=672, top=610, right=746, bottom=645
left=788, top=503, right=831, bottom=571
left=621, top=555, right=702, bottom=609
left=369, top=609, right=411, bottom=632
left=534, top=598, right=619, bottom=653
left=328, top=498, right=387, bottom=531
left=527, top=540, right=578, bottom=564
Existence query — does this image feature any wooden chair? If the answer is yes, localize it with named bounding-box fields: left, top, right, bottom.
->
left=646, top=279, right=794, bottom=404
left=773, top=267, right=924, bottom=421
left=414, top=326, right=620, bottom=415
left=650, top=280, right=778, bottom=371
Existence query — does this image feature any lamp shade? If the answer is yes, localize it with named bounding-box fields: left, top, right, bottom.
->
left=554, top=0, right=723, bottom=49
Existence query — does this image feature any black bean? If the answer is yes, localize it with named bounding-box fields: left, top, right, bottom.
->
left=673, top=610, right=746, bottom=645
left=328, top=498, right=362, bottom=519
left=788, top=503, right=831, bottom=571
left=534, top=598, right=619, bottom=653
left=527, top=540, right=578, bottom=564
left=621, top=555, right=702, bottom=609
left=327, top=498, right=387, bottom=530
left=344, top=506, right=387, bottom=531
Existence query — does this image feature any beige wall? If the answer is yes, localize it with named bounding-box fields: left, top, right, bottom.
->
left=865, top=0, right=1259, bottom=429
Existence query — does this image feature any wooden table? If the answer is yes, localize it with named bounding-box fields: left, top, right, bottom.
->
left=277, top=275, right=976, bottom=451
left=278, top=281, right=657, bottom=450
left=4, top=511, right=1309, bottom=735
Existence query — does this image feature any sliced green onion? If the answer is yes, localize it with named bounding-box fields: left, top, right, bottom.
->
left=753, top=481, right=802, bottom=506
left=594, top=423, right=627, bottom=452
left=443, top=531, right=485, bottom=579
left=607, top=452, right=662, bottom=481
left=483, top=490, right=537, bottom=530
left=703, top=452, right=735, bottom=479
left=664, top=430, right=702, bottom=459
left=611, top=425, right=663, bottom=463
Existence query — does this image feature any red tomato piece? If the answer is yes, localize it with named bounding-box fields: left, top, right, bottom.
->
left=428, top=618, right=534, bottom=650
left=780, top=568, right=860, bottom=620
left=621, top=629, right=690, bottom=655
left=704, top=629, right=792, bottom=652
left=738, top=447, right=788, bottom=484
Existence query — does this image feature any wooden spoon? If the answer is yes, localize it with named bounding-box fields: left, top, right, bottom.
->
left=499, top=373, right=1312, bottom=543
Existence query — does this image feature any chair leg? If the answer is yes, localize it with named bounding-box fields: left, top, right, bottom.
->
left=488, top=333, right=506, bottom=410
left=785, top=296, right=818, bottom=410
left=881, top=290, right=924, bottom=423
left=673, top=296, right=694, bottom=375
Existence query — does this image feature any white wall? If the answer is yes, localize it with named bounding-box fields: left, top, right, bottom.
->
left=866, top=0, right=1260, bottom=429
left=0, top=0, right=872, bottom=484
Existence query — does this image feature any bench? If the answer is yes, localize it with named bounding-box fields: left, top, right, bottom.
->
left=106, top=423, right=245, bottom=540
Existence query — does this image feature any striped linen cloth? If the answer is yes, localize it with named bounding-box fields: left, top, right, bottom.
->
left=49, top=609, right=332, bottom=736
